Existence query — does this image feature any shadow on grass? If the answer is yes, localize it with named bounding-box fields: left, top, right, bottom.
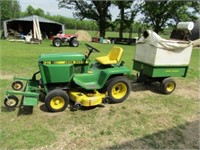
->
left=1, top=106, right=16, bottom=112
left=39, top=104, right=49, bottom=112
left=105, top=119, right=200, bottom=149
left=1, top=103, right=33, bottom=116
left=79, top=104, right=105, bottom=111
left=17, top=106, right=33, bottom=116
left=50, top=44, right=71, bottom=47
left=131, top=82, right=162, bottom=94
left=1, top=106, right=33, bottom=115
left=39, top=103, right=105, bottom=113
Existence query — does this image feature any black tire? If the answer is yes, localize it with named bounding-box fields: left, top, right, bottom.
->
left=190, top=21, right=200, bottom=40
left=45, top=89, right=69, bottom=112
left=161, top=78, right=176, bottom=94
left=106, top=76, right=131, bottom=103
left=53, top=38, right=62, bottom=47
left=11, top=80, right=23, bottom=91
left=70, top=38, right=79, bottom=47
left=39, top=91, right=46, bottom=102
left=4, top=95, right=19, bottom=108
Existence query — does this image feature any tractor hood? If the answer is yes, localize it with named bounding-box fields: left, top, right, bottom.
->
left=38, top=52, right=85, bottom=62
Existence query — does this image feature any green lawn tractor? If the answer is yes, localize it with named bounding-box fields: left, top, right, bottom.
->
left=4, top=44, right=131, bottom=112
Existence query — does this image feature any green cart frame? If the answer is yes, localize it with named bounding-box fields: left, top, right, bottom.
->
left=133, top=60, right=189, bottom=94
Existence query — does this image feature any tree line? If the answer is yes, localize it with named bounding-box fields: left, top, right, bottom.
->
left=0, top=1, right=146, bottom=35
left=1, top=0, right=199, bottom=38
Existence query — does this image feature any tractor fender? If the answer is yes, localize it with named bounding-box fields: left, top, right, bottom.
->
left=53, top=37, right=63, bottom=42
left=100, top=66, right=131, bottom=87
left=53, top=37, right=60, bottom=40
left=53, top=37, right=69, bottom=42
left=73, top=66, right=130, bottom=90
left=69, top=36, right=77, bottom=41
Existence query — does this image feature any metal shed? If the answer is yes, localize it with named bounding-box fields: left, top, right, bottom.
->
left=3, top=15, right=65, bottom=39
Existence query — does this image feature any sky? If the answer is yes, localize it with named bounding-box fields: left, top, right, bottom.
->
left=18, top=0, right=120, bottom=20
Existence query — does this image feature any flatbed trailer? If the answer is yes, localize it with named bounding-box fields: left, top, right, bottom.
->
left=108, top=37, right=136, bottom=45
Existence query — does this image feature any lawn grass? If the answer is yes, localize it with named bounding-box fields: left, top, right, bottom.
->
left=0, top=38, right=199, bottom=149
left=66, top=29, right=140, bottom=38
left=66, top=29, right=171, bottom=39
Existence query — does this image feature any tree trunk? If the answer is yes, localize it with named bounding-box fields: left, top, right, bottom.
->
left=94, top=1, right=111, bottom=38
left=154, top=24, right=161, bottom=34
left=99, top=25, right=106, bottom=38
left=119, top=7, right=124, bottom=39
left=154, top=28, right=159, bottom=34
left=98, top=14, right=106, bottom=38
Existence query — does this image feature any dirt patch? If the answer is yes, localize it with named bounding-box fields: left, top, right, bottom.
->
left=129, top=80, right=200, bottom=100
left=129, top=82, right=160, bottom=100
left=0, top=72, right=13, bottom=80
left=175, top=80, right=199, bottom=100
left=75, top=30, right=91, bottom=42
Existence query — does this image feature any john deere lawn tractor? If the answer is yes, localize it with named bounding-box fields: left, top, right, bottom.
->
left=4, top=44, right=131, bottom=112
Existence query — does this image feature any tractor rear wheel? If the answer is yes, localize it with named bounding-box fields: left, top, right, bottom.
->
left=161, top=78, right=176, bottom=94
left=53, top=39, right=62, bottom=47
left=106, top=76, right=131, bottom=103
left=45, top=89, right=69, bottom=112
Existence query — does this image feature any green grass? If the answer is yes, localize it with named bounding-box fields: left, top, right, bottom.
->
left=66, top=29, right=140, bottom=38
left=66, top=29, right=171, bottom=39
left=0, top=38, right=199, bottom=149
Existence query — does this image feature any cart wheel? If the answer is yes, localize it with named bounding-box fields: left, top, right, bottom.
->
left=106, top=76, right=131, bottom=103
left=161, top=78, right=176, bottom=94
left=4, top=95, right=19, bottom=108
left=45, top=89, right=69, bottom=112
left=12, top=81, right=23, bottom=91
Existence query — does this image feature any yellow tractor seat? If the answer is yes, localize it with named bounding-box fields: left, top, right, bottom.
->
left=95, top=46, right=123, bottom=65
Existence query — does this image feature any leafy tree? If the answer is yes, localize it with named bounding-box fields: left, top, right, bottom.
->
left=113, top=1, right=133, bottom=38
left=140, top=0, right=200, bottom=33
left=45, top=15, right=98, bottom=31
left=26, top=5, right=35, bottom=16
left=58, top=0, right=112, bottom=37
left=24, top=5, right=45, bottom=17
left=11, top=1, right=21, bottom=18
left=35, top=8, right=45, bottom=17
left=0, top=0, right=21, bottom=21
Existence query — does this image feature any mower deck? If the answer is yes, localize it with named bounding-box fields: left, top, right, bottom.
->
left=69, top=90, right=106, bottom=107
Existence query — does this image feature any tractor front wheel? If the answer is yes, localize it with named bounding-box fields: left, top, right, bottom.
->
left=107, top=76, right=131, bottom=103
left=53, top=39, right=62, bottom=47
left=161, top=78, right=176, bottom=94
left=45, top=89, right=69, bottom=112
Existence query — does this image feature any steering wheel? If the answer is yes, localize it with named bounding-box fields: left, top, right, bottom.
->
left=85, top=44, right=100, bottom=53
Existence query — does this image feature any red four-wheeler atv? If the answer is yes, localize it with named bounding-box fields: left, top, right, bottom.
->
left=52, top=33, right=79, bottom=47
